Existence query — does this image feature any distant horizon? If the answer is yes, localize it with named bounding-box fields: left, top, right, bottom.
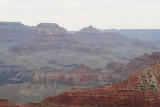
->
left=0, top=0, right=160, bottom=30
left=1, top=21, right=160, bottom=31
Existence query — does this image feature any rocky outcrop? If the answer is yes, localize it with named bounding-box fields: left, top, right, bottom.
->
left=26, top=60, right=160, bottom=107
left=1, top=52, right=160, bottom=103
left=1, top=60, right=160, bottom=106
left=106, top=52, right=160, bottom=79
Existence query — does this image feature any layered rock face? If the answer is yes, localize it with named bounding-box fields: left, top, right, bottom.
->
left=1, top=52, right=160, bottom=104
left=25, top=61, right=160, bottom=107
left=106, top=52, right=160, bottom=79
left=0, top=22, right=158, bottom=75
left=9, top=23, right=71, bottom=53
left=8, top=24, right=158, bottom=58
left=0, top=22, right=160, bottom=106
left=0, top=22, right=33, bottom=53
left=0, top=22, right=31, bottom=43
left=0, top=65, right=120, bottom=104
left=0, top=59, right=160, bottom=106
left=0, top=22, right=67, bottom=43
left=0, top=22, right=160, bottom=102
left=30, top=64, right=119, bottom=86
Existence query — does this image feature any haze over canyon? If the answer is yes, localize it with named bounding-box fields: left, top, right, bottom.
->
left=0, top=21, right=160, bottom=106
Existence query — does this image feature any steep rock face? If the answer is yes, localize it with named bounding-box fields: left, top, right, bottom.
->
left=106, top=52, right=160, bottom=79
left=28, top=61, right=160, bottom=107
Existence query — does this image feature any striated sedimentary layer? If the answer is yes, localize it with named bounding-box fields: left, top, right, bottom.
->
left=0, top=22, right=31, bottom=43
left=25, top=60, right=160, bottom=107
left=1, top=52, right=160, bottom=104
left=1, top=60, right=160, bottom=106
left=0, top=64, right=120, bottom=104
left=0, top=61, right=160, bottom=106
left=30, top=64, right=119, bottom=86
left=0, top=22, right=159, bottom=85
left=106, top=52, right=160, bottom=79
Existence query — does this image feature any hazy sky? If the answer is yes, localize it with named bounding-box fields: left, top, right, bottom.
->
left=0, top=0, right=160, bottom=30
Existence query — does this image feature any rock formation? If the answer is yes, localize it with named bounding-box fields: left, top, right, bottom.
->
left=77, top=26, right=100, bottom=34
left=0, top=58, right=160, bottom=106
left=0, top=99, right=21, bottom=107
left=36, top=23, right=68, bottom=34
left=106, top=52, right=160, bottom=79
left=0, top=22, right=32, bottom=43
left=25, top=60, right=160, bottom=107
left=69, top=64, right=95, bottom=73
left=0, top=64, right=120, bottom=104
left=0, top=21, right=158, bottom=74
left=30, top=64, right=120, bottom=86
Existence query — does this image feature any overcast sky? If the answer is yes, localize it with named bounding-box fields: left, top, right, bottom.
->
left=0, top=0, right=160, bottom=30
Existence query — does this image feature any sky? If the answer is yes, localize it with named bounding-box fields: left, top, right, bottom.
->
left=0, top=0, right=160, bottom=30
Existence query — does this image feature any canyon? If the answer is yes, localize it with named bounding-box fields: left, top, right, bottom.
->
left=0, top=52, right=160, bottom=104
left=24, top=60, right=160, bottom=107
left=0, top=57, right=160, bottom=106
left=0, top=64, right=120, bottom=104
left=0, top=21, right=160, bottom=106
left=0, top=22, right=159, bottom=86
